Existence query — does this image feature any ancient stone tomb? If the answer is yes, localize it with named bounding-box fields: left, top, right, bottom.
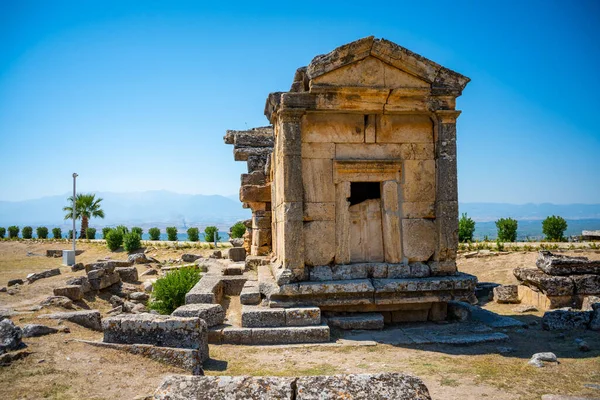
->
left=226, top=37, right=476, bottom=322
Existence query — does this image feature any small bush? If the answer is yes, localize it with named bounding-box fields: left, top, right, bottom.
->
left=496, top=239, right=505, bottom=252
left=166, top=226, right=178, bottom=241
left=187, top=227, right=199, bottom=242
left=148, top=227, right=161, bottom=241
left=115, top=225, right=129, bottom=235
left=86, top=227, right=97, bottom=240
left=68, top=230, right=77, bottom=239
left=495, top=218, right=518, bottom=242
left=52, top=227, right=62, bottom=239
left=102, top=227, right=112, bottom=239
left=149, top=267, right=201, bottom=314
left=106, top=229, right=123, bottom=251
left=0, top=227, right=5, bottom=239
left=22, top=226, right=33, bottom=239
left=123, top=232, right=142, bottom=253
left=542, top=215, right=568, bottom=242
left=8, top=226, right=19, bottom=239
left=230, top=221, right=246, bottom=239
left=36, top=226, right=49, bottom=239
left=204, top=226, right=220, bottom=243
left=458, top=213, right=475, bottom=243
left=131, top=227, right=143, bottom=237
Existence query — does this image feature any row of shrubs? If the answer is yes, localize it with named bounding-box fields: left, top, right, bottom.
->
left=0, top=221, right=248, bottom=242
left=459, top=214, right=569, bottom=243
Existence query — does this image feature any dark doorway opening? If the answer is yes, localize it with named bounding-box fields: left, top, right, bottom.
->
left=348, top=182, right=380, bottom=206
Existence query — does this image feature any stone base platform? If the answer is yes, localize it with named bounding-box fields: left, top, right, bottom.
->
left=517, top=285, right=583, bottom=311
left=209, top=324, right=330, bottom=345
left=266, top=273, right=477, bottom=312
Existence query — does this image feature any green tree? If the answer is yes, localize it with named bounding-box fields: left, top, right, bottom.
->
left=36, top=226, right=49, bottom=239
left=458, top=213, right=475, bottom=242
left=187, top=227, right=199, bottom=242
left=542, top=215, right=568, bottom=241
left=148, top=227, right=161, bottom=241
left=131, top=227, right=143, bottom=237
left=8, top=226, right=19, bottom=239
left=86, top=227, right=97, bottom=239
left=63, top=193, right=105, bottom=238
left=204, top=226, right=220, bottom=242
left=495, top=218, right=518, bottom=242
left=22, top=226, right=33, bottom=239
left=0, top=227, right=5, bottom=239
left=102, top=227, right=112, bottom=239
left=230, top=221, right=246, bottom=239
left=166, top=226, right=178, bottom=241
left=52, top=227, right=62, bottom=239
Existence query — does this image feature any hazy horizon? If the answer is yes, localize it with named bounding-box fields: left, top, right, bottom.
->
left=1, top=1, right=599, bottom=203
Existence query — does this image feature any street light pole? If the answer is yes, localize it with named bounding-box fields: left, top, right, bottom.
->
left=72, top=173, right=78, bottom=258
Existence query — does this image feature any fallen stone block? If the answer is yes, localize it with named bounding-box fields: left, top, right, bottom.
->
left=26, top=268, right=61, bottom=284
left=129, top=292, right=149, bottom=302
left=513, top=268, right=575, bottom=296
left=251, top=325, right=330, bottom=345
left=571, top=274, right=600, bottom=295
left=241, top=306, right=285, bottom=328
left=116, top=266, right=138, bottom=283
left=223, top=265, right=243, bottom=276
left=285, top=307, right=321, bottom=327
left=295, top=372, right=431, bottom=400
left=0, top=350, right=31, bottom=365
left=182, top=254, right=202, bottom=262
left=80, top=340, right=204, bottom=375
left=327, top=313, right=384, bottom=330
left=172, top=304, right=225, bottom=327
left=46, top=250, right=63, bottom=257
left=40, top=296, right=74, bottom=309
left=528, top=352, right=558, bottom=368
left=22, top=324, right=60, bottom=338
left=85, top=260, right=132, bottom=273
left=185, top=277, right=223, bottom=304
left=128, top=253, right=157, bottom=264
left=53, top=285, right=84, bottom=301
left=102, top=313, right=208, bottom=360
left=0, top=319, right=23, bottom=354
left=587, top=304, right=600, bottom=331
left=153, top=375, right=295, bottom=399
left=512, top=304, right=538, bottom=313
left=142, top=280, right=156, bottom=293
left=542, top=309, right=592, bottom=331
left=88, top=269, right=121, bottom=291
left=70, top=262, right=85, bottom=272
left=228, top=247, right=246, bottom=262
left=66, top=276, right=91, bottom=293
left=7, top=279, right=23, bottom=287
left=240, top=281, right=261, bottom=305
left=245, top=255, right=269, bottom=270
left=493, top=284, right=520, bottom=304
left=38, top=310, right=102, bottom=331
left=536, top=251, right=600, bottom=276
left=475, top=282, right=500, bottom=299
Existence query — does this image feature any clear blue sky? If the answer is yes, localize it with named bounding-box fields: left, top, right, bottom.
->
left=1, top=0, right=598, bottom=203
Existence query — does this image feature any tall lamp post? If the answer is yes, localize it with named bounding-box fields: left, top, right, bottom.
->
left=72, top=173, right=78, bottom=259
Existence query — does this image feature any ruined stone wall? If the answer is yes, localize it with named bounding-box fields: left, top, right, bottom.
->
left=224, top=127, right=274, bottom=256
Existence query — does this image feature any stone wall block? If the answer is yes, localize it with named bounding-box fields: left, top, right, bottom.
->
left=403, top=160, right=435, bottom=203
left=402, top=219, right=436, bottom=262
left=303, top=221, right=335, bottom=267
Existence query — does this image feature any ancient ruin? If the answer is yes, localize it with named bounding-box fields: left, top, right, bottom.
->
left=226, top=37, right=477, bottom=325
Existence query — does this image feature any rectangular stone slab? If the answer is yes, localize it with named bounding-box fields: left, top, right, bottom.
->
left=172, top=304, right=225, bottom=327
left=513, top=268, right=574, bottom=296
left=536, top=251, right=600, bottom=276
left=251, top=325, right=330, bottom=345
left=102, top=314, right=207, bottom=352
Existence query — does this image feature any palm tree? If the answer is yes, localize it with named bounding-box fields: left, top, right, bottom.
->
left=63, top=193, right=105, bottom=238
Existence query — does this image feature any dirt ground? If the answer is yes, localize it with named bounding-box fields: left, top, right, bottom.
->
left=0, top=240, right=599, bottom=400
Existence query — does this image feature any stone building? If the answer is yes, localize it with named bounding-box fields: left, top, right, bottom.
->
left=226, top=37, right=476, bottom=322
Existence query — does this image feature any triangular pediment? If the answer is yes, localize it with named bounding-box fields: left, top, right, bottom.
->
left=306, top=36, right=469, bottom=92
left=311, top=56, right=430, bottom=89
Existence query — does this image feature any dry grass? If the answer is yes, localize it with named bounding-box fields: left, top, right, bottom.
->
left=0, top=241, right=599, bottom=399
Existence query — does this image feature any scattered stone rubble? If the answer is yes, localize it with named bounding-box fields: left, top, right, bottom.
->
left=513, top=251, right=600, bottom=310
left=152, top=372, right=432, bottom=400
left=38, top=310, right=102, bottom=331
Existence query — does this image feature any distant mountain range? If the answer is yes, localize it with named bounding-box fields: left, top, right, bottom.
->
left=0, top=193, right=598, bottom=236
left=0, top=190, right=250, bottom=230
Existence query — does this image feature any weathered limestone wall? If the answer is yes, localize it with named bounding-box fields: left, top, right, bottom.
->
left=224, top=127, right=274, bottom=256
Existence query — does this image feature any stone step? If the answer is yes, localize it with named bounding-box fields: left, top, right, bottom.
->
left=241, top=306, right=321, bottom=328
left=223, top=265, right=244, bottom=276
left=327, top=313, right=384, bottom=330
left=172, top=304, right=225, bottom=327
left=240, top=281, right=261, bottom=305
left=211, top=324, right=330, bottom=345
